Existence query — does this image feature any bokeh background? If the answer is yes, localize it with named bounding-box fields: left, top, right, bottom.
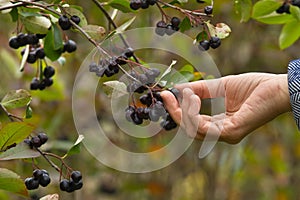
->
left=0, top=0, right=300, bottom=199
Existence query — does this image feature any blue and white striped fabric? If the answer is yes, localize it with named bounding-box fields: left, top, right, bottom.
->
left=288, top=59, right=300, bottom=129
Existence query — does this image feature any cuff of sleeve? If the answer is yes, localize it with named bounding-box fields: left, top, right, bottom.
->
left=288, top=59, right=300, bottom=129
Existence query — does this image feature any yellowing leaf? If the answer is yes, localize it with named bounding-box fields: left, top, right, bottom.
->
left=1, top=89, right=31, bottom=109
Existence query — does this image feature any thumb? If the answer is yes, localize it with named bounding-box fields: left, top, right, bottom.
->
left=161, top=90, right=182, bottom=124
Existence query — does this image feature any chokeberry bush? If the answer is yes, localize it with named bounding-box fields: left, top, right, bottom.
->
left=0, top=0, right=300, bottom=199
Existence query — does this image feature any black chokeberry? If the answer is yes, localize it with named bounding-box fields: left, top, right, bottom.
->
left=140, top=94, right=152, bottom=106
left=43, top=66, right=55, bottom=78
left=24, top=138, right=33, bottom=148
left=27, top=34, right=39, bottom=45
left=9, top=36, right=19, bottom=49
left=27, top=52, right=37, bottom=64
left=43, top=78, right=53, bottom=87
left=71, top=15, right=81, bottom=25
left=276, top=3, right=290, bottom=14
left=209, top=36, right=221, bottom=49
left=197, top=0, right=205, bottom=3
left=125, top=106, right=135, bottom=122
left=30, top=78, right=40, bottom=90
left=292, top=0, right=300, bottom=7
left=71, top=180, right=83, bottom=190
left=148, top=0, right=157, bottom=5
left=38, top=81, right=46, bottom=90
left=165, top=24, right=175, bottom=35
left=199, top=40, right=210, bottom=51
left=130, top=0, right=141, bottom=10
left=131, top=112, right=143, bottom=125
left=25, top=177, right=39, bottom=190
left=38, top=133, right=48, bottom=144
left=33, top=169, right=43, bottom=180
left=59, top=15, right=71, bottom=30
left=171, top=17, right=181, bottom=28
left=89, top=62, right=98, bottom=72
left=124, top=47, right=134, bottom=58
left=71, top=171, right=82, bottom=183
left=36, top=33, right=46, bottom=39
left=141, top=0, right=149, bottom=9
left=39, top=174, right=51, bottom=187
left=31, top=136, right=42, bottom=148
left=64, top=40, right=77, bottom=53
left=17, top=33, right=28, bottom=47
left=60, top=179, right=69, bottom=191
left=204, top=6, right=213, bottom=15
left=35, top=47, right=45, bottom=59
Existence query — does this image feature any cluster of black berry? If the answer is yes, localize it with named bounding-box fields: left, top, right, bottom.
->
left=124, top=68, right=178, bottom=131
left=199, top=36, right=221, bottom=51
left=204, top=6, right=213, bottom=15
left=24, top=133, right=48, bottom=149
left=25, top=169, right=51, bottom=190
left=89, top=48, right=134, bottom=77
left=155, top=17, right=181, bottom=36
left=130, top=0, right=157, bottom=10
left=60, top=171, right=83, bottom=193
left=276, top=0, right=300, bottom=14
left=30, top=66, right=55, bottom=90
left=58, top=15, right=81, bottom=30
left=9, top=33, right=46, bottom=64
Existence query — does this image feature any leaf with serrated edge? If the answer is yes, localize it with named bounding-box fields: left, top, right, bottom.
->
left=0, top=168, right=28, bottom=197
left=0, top=122, right=34, bottom=151
left=63, top=135, right=84, bottom=158
left=115, top=17, right=136, bottom=34
left=1, top=89, right=31, bottom=109
left=0, top=142, right=40, bottom=161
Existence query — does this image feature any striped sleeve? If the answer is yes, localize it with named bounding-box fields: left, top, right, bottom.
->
left=288, top=59, right=300, bottom=129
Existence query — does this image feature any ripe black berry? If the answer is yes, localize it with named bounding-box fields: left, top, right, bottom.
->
left=171, top=17, right=181, bottom=28
left=141, top=0, right=149, bottom=9
left=27, top=52, right=37, bottom=64
left=292, top=0, right=300, bottom=7
left=43, top=78, right=53, bottom=87
left=165, top=24, right=175, bottom=35
left=25, top=177, right=39, bottom=190
left=39, top=174, right=51, bottom=187
left=59, top=15, right=71, bottom=30
left=124, top=47, right=134, bottom=58
left=71, top=171, right=82, bottom=183
left=30, top=78, right=40, bottom=90
left=31, top=136, right=42, bottom=148
left=64, top=40, right=77, bottom=53
left=36, top=33, right=46, bottom=39
left=199, top=40, right=210, bottom=51
left=276, top=3, right=290, bottom=14
left=131, top=112, right=143, bottom=125
left=197, top=0, right=205, bottom=3
left=27, top=34, right=39, bottom=45
left=130, top=0, right=141, bottom=10
left=17, top=33, right=28, bottom=47
left=43, top=66, right=55, bottom=78
left=148, top=0, right=157, bottom=5
left=71, top=15, right=81, bottom=25
left=38, top=133, right=48, bottom=144
left=33, top=169, right=43, bottom=180
left=71, top=180, right=83, bottom=190
left=39, top=81, right=46, bottom=90
left=60, top=179, right=69, bottom=191
left=9, top=36, right=19, bottom=49
left=209, top=36, right=221, bottom=49
left=35, top=47, right=45, bottom=59
left=204, top=6, right=213, bottom=15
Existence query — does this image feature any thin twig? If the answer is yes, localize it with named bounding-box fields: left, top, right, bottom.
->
left=35, top=148, right=61, bottom=172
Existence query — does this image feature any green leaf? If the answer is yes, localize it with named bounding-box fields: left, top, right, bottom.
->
left=252, top=0, right=281, bottom=18
left=279, top=20, right=300, bottom=49
left=290, top=5, right=300, bottom=21
left=180, top=64, right=194, bottom=73
left=9, top=7, right=18, bottom=22
left=21, top=16, right=51, bottom=34
left=179, top=17, right=192, bottom=32
left=64, top=6, right=88, bottom=26
left=0, top=142, right=40, bottom=161
left=82, top=25, right=106, bottom=40
left=18, top=7, right=41, bottom=17
left=234, top=0, right=252, bottom=22
left=64, top=135, right=84, bottom=158
left=44, top=24, right=63, bottom=61
left=177, top=0, right=188, bottom=3
left=255, top=13, right=294, bottom=24
left=195, top=31, right=208, bottom=42
left=0, top=122, right=34, bottom=151
left=25, top=105, right=32, bottom=119
left=1, top=89, right=31, bottom=109
left=0, top=168, right=28, bottom=197
left=163, top=71, right=190, bottom=88
left=108, top=0, right=133, bottom=13
left=115, top=17, right=136, bottom=34
left=103, top=81, right=128, bottom=98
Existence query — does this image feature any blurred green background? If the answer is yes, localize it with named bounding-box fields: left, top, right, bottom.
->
left=0, top=0, right=300, bottom=199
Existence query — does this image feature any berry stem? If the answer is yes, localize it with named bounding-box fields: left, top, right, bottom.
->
left=35, top=148, right=61, bottom=172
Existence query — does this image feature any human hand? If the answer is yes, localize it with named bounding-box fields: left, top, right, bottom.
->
left=161, top=73, right=291, bottom=144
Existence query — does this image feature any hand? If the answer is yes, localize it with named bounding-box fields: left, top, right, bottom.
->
left=161, top=73, right=291, bottom=144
